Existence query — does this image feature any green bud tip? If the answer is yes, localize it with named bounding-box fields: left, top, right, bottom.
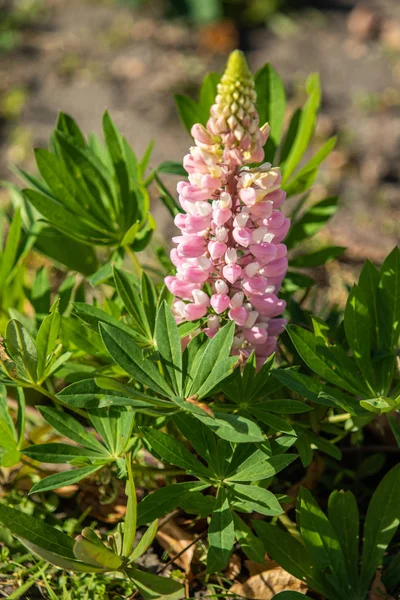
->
left=223, top=50, right=253, bottom=84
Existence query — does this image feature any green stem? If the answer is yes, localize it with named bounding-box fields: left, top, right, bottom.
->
left=33, top=384, right=86, bottom=419
left=124, top=246, right=142, bottom=276
left=131, top=465, right=185, bottom=477
left=323, top=412, right=351, bottom=423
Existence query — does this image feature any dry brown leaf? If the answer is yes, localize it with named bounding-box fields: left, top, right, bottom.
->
left=369, top=571, right=395, bottom=600
left=245, top=560, right=278, bottom=577
left=230, top=566, right=307, bottom=600
left=226, top=553, right=242, bottom=580
left=156, top=520, right=195, bottom=573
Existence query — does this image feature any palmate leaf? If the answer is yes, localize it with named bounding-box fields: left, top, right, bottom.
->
left=0, top=504, right=103, bottom=572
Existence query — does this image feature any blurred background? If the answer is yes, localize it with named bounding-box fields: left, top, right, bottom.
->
left=0, top=0, right=399, bottom=294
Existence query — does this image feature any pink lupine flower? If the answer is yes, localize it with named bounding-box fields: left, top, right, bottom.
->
left=166, top=50, right=289, bottom=366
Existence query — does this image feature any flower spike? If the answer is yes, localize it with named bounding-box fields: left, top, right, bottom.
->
left=166, top=50, right=289, bottom=367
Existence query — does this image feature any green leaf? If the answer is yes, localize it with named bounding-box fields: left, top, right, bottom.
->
left=290, top=246, right=345, bottom=268
left=99, top=323, right=173, bottom=397
left=253, top=399, right=312, bottom=414
left=0, top=418, right=17, bottom=451
left=38, top=406, right=106, bottom=453
left=298, top=488, right=347, bottom=591
left=155, top=301, right=182, bottom=396
left=188, top=322, right=235, bottom=396
left=174, top=412, right=218, bottom=468
left=141, top=270, right=158, bottom=335
left=284, top=137, right=336, bottom=197
left=232, top=483, right=283, bottom=516
left=113, top=267, right=150, bottom=339
left=281, top=73, right=321, bottom=182
left=285, top=196, right=339, bottom=249
left=255, top=63, right=286, bottom=162
left=286, top=325, right=367, bottom=396
left=227, top=453, right=297, bottom=482
left=102, top=110, right=130, bottom=222
left=122, top=456, right=137, bottom=558
left=0, top=208, right=22, bottom=287
left=23, top=189, right=110, bottom=245
left=72, top=302, right=134, bottom=338
left=56, top=112, right=86, bottom=147
left=130, top=519, right=158, bottom=562
left=140, top=427, right=210, bottom=477
left=207, top=487, right=235, bottom=573
left=73, top=536, right=122, bottom=570
left=273, top=593, right=308, bottom=599
left=196, top=412, right=264, bottom=444
left=233, top=512, right=265, bottom=564
left=360, top=464, right=400, bottom=594
left=0, top=504, right=102, bottom=572
left=174, top=94, right=202, bottom=134
left=126, top=567, right=185, bottom=600
left=253, top=521, right=330, bottom=597
left=22, top=443, right=105, bottom=463
left=328, top=490, right=359, bottom=588
left=344, top=284, right=374, bottom=387
left=378, top=246, right=400, bottom=351
left=387, top=414, right=400, bottom=448
left=36, top=300, right=61, bottom=382
left=137, top=482, right=208, bottom=526
left=199, top=72, right=220, bottom=121
left=35, top=226, right=98, bottom=275
left=156, top=161, right=186, bottom=177
left=29, top=464, right=101, bottom=494
left=250, top=409, right=296, bottom=435
left=34, top=149, right=90, bottom=218
left=6, top=319, right=37, bottom=382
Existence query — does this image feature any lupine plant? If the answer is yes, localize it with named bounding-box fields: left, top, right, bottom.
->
left=0, top=50, right=399, bottom=599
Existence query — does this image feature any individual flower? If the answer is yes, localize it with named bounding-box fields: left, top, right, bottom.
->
left=165, top=50, right=289, bottom=367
